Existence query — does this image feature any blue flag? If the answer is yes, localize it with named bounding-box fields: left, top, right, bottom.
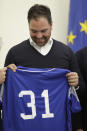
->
left=67, top=0, right=87, bottom=52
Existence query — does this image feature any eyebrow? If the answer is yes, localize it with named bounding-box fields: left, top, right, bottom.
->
left=30, top=28, right=48, bottom=33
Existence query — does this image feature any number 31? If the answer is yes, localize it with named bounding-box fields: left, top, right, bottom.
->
left=19, top=90, right=54, bottom=120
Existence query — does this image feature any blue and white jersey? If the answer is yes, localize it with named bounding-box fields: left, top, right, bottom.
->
left=2, top=67, right=81, bottom=131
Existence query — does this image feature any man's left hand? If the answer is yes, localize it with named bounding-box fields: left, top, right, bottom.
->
left=66, top=72, right=79, bottom=87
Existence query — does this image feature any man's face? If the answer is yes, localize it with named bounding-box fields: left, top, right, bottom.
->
left=29, top=17, right=52, bottom=46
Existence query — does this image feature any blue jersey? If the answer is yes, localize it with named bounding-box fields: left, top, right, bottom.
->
left=2, top=67, right=81, bottom=131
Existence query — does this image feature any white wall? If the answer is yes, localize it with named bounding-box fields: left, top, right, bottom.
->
left=0, top=0, right=70, bottom=67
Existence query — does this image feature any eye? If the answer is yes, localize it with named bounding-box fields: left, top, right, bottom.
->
left=31, top=30, right=38, bottom=33
left=41, top=29, right=48, bottom=33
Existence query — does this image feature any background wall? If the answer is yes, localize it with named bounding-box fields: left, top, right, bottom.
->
left=0, top=0, right=70, bottom=67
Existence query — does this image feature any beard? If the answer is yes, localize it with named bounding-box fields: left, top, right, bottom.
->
left=31, top=36, right=50, bottom=46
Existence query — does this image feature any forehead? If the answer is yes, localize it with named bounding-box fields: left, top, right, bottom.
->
left=29, top=17, right=51, bottom=30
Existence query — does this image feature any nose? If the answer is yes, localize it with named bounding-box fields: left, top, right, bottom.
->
left=36, top=32, right=43, bottom=38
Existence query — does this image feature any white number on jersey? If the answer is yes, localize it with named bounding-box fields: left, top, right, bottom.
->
left=19, top=90, right=54, bottom=120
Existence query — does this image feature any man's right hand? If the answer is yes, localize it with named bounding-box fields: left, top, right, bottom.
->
left=7, top=64, right=17, bottom=72
left=0, top=67, right=7, bottom=84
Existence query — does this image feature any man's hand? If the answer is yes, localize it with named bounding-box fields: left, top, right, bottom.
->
left=66, top=72, right=79, bottom=87
left=7, top=64, right=17, bottom=72
left=76, top=129, right=83, bottom=131
left=0, top=67, right=7, bottom=84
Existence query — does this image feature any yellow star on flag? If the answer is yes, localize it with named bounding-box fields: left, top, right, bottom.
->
left=67, top=32, right=76, bottom=44
left=80, top=20, right=87, bottom=34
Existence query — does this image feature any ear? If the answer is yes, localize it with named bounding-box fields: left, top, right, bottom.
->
left=50, top=21, right=53, bottom=26
left=50, top=21, right=53, bottom=30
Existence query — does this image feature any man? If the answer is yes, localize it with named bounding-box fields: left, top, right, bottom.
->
left=0, top=67, right=7, bottom=130
left=0, top=4, right=85, bottom=131
left=0, top=68, right=7, bottom=85
left=76, top=47, right=87, bottom=131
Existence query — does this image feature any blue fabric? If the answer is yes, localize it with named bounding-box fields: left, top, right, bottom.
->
left=68, top=0, right=87, bottom=52
left=2, top=67, right=81, bottom=131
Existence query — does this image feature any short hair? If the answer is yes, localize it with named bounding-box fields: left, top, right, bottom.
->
left=27, top=4, right=52, bottom=24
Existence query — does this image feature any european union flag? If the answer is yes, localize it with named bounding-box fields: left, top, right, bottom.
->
left=67, top=0, right=87, bottom=52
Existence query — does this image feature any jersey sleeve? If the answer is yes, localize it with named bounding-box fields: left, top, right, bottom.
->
left=68, top=86, right=81, bottom=112
left=0, top=84, right=4, bottom=105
